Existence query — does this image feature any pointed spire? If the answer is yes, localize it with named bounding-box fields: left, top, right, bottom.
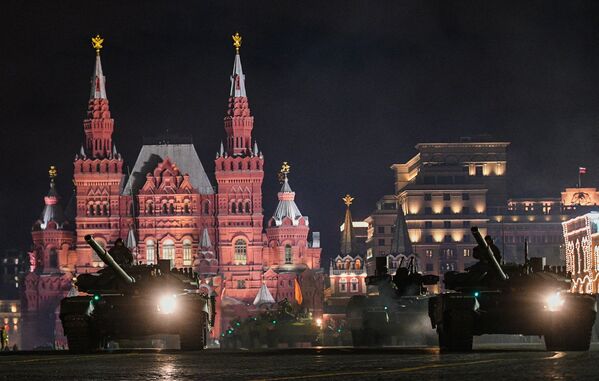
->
left=391, top=196, right=413, bottom=255
left=126, top=226, right=137, bottom=249
left=200, top=227, right=212, bottom=249
left=253, top=283, right=275, bottom=306
left=112, top=144, right=118, bottom=156
left=90, top=36, right=107, bottom=100
left=340, top=194, right=355, bottom=255
left=219, top=141, right=224, bottom=156
left=230, top=33, right=247, bottom=98
left=80, top=144, right=86, bottom=157
left=253, top=141, right=258, bottom=155
left=37, top=166, right=67, bottom=230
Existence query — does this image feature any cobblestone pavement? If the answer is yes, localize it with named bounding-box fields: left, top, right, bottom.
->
left=2, top=344, right=599, bottom=381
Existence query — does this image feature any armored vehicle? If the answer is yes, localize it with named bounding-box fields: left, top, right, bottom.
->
left=221, top=299, right=320, bottom=349
left=60, top=235, right=215, bottom=352
left=429, top=227, right=597, bottom=352
left=347, top=256, right=439, bottom=346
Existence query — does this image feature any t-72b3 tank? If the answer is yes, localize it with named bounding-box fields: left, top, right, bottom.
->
left=347, top=256, right=439, bottom=346
left=59, top=235, right=215, bottom=352
left=428, top=227, right=597, bottom=352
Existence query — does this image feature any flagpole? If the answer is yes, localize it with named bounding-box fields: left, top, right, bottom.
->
left=579, top=170, right=581, bottom=188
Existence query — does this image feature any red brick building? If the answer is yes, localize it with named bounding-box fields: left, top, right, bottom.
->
left=23, top=36, right=323, bottom=348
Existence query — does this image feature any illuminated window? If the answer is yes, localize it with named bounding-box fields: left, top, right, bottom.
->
left=234, top=239, right=247, bottom=265
left=350, top=278, right=358, bottom=292
left=339, top=278, right=347, bottom=292
left=285, top=244, right=292, bottom=264
left=183, top=240, right=192, bottom=266
left=146, top=240, right=155, bottom=264
left=463, top=248, right=471, bottom=257
left=162, top=240, right=175, bottom=267
left=355, top=259, right=362, bottom=269
left=426, top=249, right=433, bottom=258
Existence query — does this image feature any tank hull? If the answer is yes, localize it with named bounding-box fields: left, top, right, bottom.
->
left=60, top=293, right=211, bottom=351
left=429, top=290, right=597, bottom=351
left=347, top=294, right=436, bottom=346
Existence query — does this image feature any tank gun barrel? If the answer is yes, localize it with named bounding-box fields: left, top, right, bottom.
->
left=85, top=235, right=135, bottom=284
left=470, top=227, right=508, bottom=281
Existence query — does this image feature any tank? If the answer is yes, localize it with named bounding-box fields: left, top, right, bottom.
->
left=220, top=299, right=320, bottom=349
left=346, top=256, right=439, bottom=346
left=59, top=235, right=216, bottom=353
left=428, top=226, right=597, bottom=352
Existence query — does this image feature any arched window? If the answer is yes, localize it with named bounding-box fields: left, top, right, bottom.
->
left=146, top=240, right=155, bottom=264
left=345, top=259, right=351, bottom=270
left=238, top=202, right=243, bottom=214
left=355, top=259, right=362, bottom=270
left=203, top=201, right=210, bottom=214
left=162, top=239, right=175, bottom=268
left=336, top=259, right=342, bottom=270
left=96, top=204, right=102, bottom=215
left=184, top=202, right=190, bottom=214
left=102, top=203, right=108, bottom=216
left=245, top=202, right=251, bottom=213
left=162, top=204, right=168, bottom=214
left=89, top=204, right=95, bottom=216
left=169, top=203, right=175, bottom=214
left=339, top=278, right=347, bottom=292
left=147, top=202, right=154, bottom=215
left=183, top=239, right=192, bottom=266
left=234, top=239, right=247, bottom=265
left=350, top=278, right=359, bottom=292
left=285, top=244, right=292, bottom=264
left=231, top=202, right=237, bottom=214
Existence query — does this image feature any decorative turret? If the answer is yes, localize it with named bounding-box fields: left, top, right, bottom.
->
left=33, top=166, right=68, bottom=231
left=272, top=162, right=305, bottom=227
left=340, top=194, right=355, bottom=255
left=253, top=283, right=275, bottom=306
left=83, top=35, right=114, bottom=159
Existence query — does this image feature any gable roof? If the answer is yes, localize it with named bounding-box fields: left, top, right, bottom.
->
left=122, top=144, right=214, bottom=195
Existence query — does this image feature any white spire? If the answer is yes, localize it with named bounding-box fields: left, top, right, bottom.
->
left=253, top=283, right=275, bottom=306
left=90, top=53, right=107, bottom=100
left=200, top=227, right=212, bottom=249
left=230, top=53, right=247, bottom=98
left=80, top=144, right=86, bottom=157
left=126, top=226, right=137, bottom=249
left=219, top=141, right=224, bottom=156
left=112, top=144, right=118, bottom=156
left=253, top=141, right=258, bottom=155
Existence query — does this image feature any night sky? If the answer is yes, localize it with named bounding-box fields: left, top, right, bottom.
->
left=3, top=1, right=599, bottom=261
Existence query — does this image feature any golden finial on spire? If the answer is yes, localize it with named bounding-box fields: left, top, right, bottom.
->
left=48, top=165, right=57, bottom=181
left=278, top=161, right=290, bottom=184
left=232, top=32, right=242, bottom=53
left=91, top=34, right=104, bottom=55
left=343, top=194, right=354, bottom=207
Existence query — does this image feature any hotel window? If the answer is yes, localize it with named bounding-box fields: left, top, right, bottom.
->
left=425, top=235, right=433, bottom=243
left=425, top=221, right=432, bottom=229
left=183, top=239, right=192, bottom=266
left=444, top=235, right=452, bottom=243
left=378, top=226, right=385, bottom=234
left=462, top=207, right=470, bottom=215
left=339, top=278, right=347, bottom=292
left=424, top=193, right=432, bottom=201
left=424, top=207, right=432, bottom=215
left=285, top=244, right=292, bottom=264
left=463, top=248, right=471, bottom=257
left=355, top=259, right=362, bottom=269
left=426, top=249, right=433, bottom=258
left=444, top=221, right=451, bottom=228
left=378, top=239, right=385, bottom=246
left=425, top=263, right=434, bottom=272
left=234, top=239, right=247, bottom=265
left=350, top=278, right=358, bottom=292
left=462, top=193, right=470, bottom=200
left=146, top=240, right=155, bottom=264
left=443, top=193, right=451, bottom=201
left=463, top=221, right=470, bottom=228
left=443, top=207, right=452, bottom=214
left=475, top=166, right=483, bottom=176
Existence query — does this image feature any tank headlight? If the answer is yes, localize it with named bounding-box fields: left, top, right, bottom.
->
left=157, top=294, right=177, bottom=314
left=545, top=292, right=565, bottom=312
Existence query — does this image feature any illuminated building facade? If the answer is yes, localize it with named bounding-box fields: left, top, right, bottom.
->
left=23, top=35, right=324, bottom=348
left=562, top=211, right=599, bottom=294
